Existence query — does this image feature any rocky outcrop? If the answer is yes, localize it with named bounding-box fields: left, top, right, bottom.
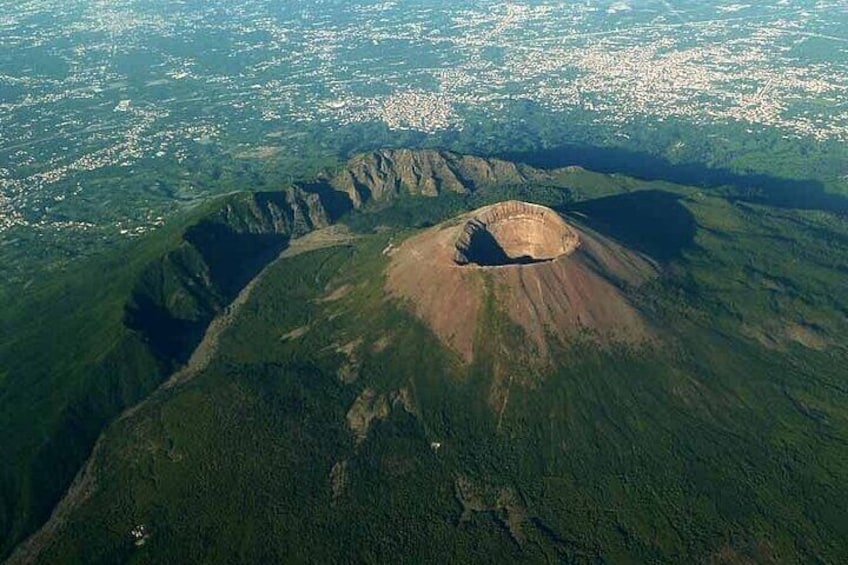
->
left=455, top=477, right=528, bottom=546
left=329, top=460, right=349, bottom=500
left=346, top=387, right=415, bottom=445
left=330, top=149, right=531, bottom=206
left=454, top=201, right=580, bottom=266
left=346, top=388, right=391, bottom=445
left=214, top=187, right=329, bottom=240
left=126, top=187, right=332, bottom=365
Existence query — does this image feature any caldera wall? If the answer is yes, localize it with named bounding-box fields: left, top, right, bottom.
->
left=454, top=201, right=580, bottom=266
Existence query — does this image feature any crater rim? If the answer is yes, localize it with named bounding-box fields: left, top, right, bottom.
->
left=453, top=200, right=580, bottom=268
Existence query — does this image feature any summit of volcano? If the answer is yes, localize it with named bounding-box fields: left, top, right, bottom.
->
left=387, top=200, right=658, bottom=362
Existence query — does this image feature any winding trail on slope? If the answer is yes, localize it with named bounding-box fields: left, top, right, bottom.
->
left=8, top=225, right=357, bottom=564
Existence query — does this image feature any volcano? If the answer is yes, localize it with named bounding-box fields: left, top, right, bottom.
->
left=386, top=201, right=659, bottom=362
left=9, top=151, right=848, bottom=565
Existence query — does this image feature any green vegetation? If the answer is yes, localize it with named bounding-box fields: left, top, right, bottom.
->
left=0, top=188, right=332, bottom=559
left=6, top=170, right=846, bottom=563
left=1, top=147, right=847, bottom=563
left=345, top=181, right=578, bottom=234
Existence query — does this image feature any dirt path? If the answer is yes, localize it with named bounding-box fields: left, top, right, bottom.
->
left=279, top=224, right=357, bottom=259
left=8, top=226, right=357, bottom=564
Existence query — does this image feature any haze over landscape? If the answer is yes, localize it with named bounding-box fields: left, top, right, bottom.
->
left=1, top=1, right=847, bottom=563
left=2, top=0, right=847, bottom=281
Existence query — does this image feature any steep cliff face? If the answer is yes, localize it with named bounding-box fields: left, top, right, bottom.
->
left=0, top=184, right=335, bottom=561
left=125, top=187, right=331, bottom=365
left=330, top=149, right=533, bottom=206
left=213, top=187, right=329, bottom=237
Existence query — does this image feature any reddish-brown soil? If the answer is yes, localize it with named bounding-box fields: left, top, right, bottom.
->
left=385, top=201, right=659, bottom=362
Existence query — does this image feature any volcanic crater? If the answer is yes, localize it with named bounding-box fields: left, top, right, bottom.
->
left=454, top=201, right=580, bottom=267
left=386, top=201, right=660, bottom=362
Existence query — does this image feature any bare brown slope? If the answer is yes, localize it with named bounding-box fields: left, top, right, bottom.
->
left=386, top=202, right=658, bottom=362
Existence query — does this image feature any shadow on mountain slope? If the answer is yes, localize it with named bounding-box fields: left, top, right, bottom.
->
left=562, top=190, right=696, bottom=263
left=499, top=144, right=848, bottom=214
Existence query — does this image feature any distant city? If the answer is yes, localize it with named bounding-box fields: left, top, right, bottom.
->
left=1, top=0, right=847, bottom=250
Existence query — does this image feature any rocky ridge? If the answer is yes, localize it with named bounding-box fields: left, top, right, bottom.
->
left=329, top=148, right=534, bottom=206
